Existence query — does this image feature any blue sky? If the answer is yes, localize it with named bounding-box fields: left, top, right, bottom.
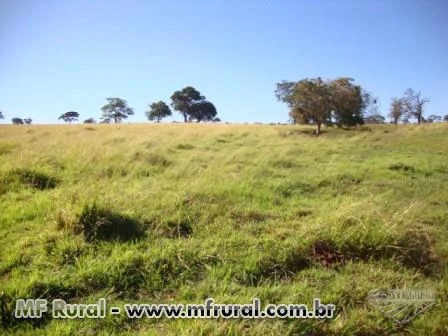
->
left=0, top=0, right=447, bottom=124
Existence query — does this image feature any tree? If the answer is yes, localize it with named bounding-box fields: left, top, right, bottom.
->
left=443, top=115, right=448, bottom=122
left=83, top=118, right=96, bottom=124
left=276, top=77, right=374, bottom=131
left=101, top=98, right=134, bottom=123
left=329, top=78, right=369, bottom=127
left=276, top=77, right=333, bottom=135
left=146, top=101, right=172, bottom=123
left=23, top=118, right=32, bottom=124
left=58, top=111, right=80, bottom=124
left=170, top=87, right=205, bottom=122
left=12, top=117, right=24, bottom=125
left=426, top=115, right=442, bottom=123
left=402, top=89, right=429, bottom=124
left=0, top=111, right=4, bottom=120
left=188, top=101, right=217, bottom=122
left=388, top=97, right=404, bottom=126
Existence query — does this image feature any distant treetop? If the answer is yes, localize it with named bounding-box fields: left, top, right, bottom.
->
left=101, top=98, right=134, bottom=123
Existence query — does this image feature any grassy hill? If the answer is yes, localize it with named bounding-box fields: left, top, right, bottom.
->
left=0, top=123, right=447, bottom=335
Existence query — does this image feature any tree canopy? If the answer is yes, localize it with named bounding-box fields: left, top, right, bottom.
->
left=388, top=98, right=404, bottom=126
left=12, top=117, right=24, bottom=125
left=188, top=101, right=217, bottom=122
left=170, top=87, right=206, bottom=122
left=146, top=101, right=172, bottom=123
left=402, top=88, right=429, bottom=124
left=275, top=77, right=373, bottom=134
left=58, top=111, right=80, bottom=124
left=101, top=98, right=134, bottom=123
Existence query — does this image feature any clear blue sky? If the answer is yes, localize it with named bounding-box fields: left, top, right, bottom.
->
left=1, top=0, right=447, bottom=124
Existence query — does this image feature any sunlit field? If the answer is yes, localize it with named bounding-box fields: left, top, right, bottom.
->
left=1, top=123, right=447, bottom=335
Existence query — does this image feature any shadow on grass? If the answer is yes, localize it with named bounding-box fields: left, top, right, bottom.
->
left=76, top=203, right=145, bottom=242
left=5, top=168, right=59, bottom=190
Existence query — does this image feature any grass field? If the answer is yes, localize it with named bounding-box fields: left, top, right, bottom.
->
left=0, top=123, right=447, bottom=335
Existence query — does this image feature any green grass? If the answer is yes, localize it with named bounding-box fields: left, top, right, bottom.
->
left=0, top=123, right=447, bottom=335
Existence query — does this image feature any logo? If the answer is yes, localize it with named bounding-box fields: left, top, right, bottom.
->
left=368, top=288, right=436, bottom=324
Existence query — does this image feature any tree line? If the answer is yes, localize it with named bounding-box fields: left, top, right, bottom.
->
left=1, top=81, right=447, bottom=127
left=1, top=86, right=219, bottom=125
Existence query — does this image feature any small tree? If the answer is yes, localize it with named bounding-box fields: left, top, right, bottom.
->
left=146, top=101, right=172, bottom=123
left=83, top=118, right=96, bottom=124
left=402, top=88, right=429, bottom=124
left=426, top=115, right=442, bottom=123
left=12, top=117, right=24, bottom=125
left=23, top=118, right=32, bottom=124
left=0, top=111, right=4, bottom=120
left=101, top=98, right=134, bottom=123
left=388, top=97, right=404, bottom=126
left=443, top=115, right=448, bottom=122
left=364, top=113, right=385, bottom=124
left=58, top=111, right=80, bottom=124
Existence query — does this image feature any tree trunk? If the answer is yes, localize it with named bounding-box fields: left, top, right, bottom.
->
left=183, top=113, right=187, bottom=123
left=316, top=123, right=321, bottom=136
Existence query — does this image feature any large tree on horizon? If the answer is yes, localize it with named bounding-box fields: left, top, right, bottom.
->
left=101, top=98, right=134, bottom=123
left=276, top=77, right=333, bottom=135
left=276, top=77, right=373, bottom=133
left=170, top=87, right=205, bottom=122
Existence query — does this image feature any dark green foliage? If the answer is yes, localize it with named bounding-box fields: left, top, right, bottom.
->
left=11, top=118, right=24, bottom=125
left=83, top=118, right=96, bottom=124
left=170, top=87, right=218, bottom=123
left=170, top=86, right=205, bottom=122
left=146, top=101, right=172, bottom=123
left=77, top=203, right=145, bottom=242
left=188, top=101, right=217, bottom=122
left=58, top=111, right=79, bottom=124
